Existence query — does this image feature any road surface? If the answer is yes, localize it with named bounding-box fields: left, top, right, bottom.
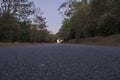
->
left=0, top=44, right=120, bottom=80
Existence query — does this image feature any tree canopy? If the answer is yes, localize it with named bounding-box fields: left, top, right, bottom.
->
left=0, top=0, right=53, bottom=42
left=58, top=0, right=120, bottom=40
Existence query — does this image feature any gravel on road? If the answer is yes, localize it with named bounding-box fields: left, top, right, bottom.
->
left=0, top=44, right=120, bottom=80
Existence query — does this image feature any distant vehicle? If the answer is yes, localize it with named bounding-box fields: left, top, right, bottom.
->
left=57, top=39, right=63, bottom=44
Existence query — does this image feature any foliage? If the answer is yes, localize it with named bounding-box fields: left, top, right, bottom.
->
left=30, top=14, right=49, bottom=42
left=58, top=0, right=120, bottom=40
left=0, top=13, right=20, bottom=41
left=0, top=0, right=51, bottom=42
left=0, top=0, right=35, bottom=21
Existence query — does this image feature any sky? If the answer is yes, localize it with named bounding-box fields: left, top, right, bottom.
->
left=32, top=0, right=65, bottom=34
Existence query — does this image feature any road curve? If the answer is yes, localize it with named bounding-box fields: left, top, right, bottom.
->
left=0, top=44, right=120, bottom=80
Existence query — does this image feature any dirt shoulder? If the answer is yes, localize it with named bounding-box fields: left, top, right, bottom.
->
left=68, top=34, right=120, bottom=47
left=0, top=42, right=42, bottom=47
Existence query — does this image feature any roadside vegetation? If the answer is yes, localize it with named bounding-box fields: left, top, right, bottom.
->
left=57, top=0, right=120, bottom=46
left=0, top=0, right=55, bottom=44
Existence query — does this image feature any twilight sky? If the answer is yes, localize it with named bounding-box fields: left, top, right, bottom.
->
left=32, top=0, right=66, bottom=34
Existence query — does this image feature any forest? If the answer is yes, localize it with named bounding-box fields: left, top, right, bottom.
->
left=0, top=0, right=55, bottom=43
left=0, top=0, right=120, bottom=43
left=57, top=0, right=120, bottom=41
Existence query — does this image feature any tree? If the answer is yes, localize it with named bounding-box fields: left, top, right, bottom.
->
left=19, top=21, right=30, bottom=42
left=30, top=12, right=49, bottom=42
left=0, top=0, right=51, bottom=42
left=58, top=19, right=72, bottom=40
left=0, top=0, right=35, bottom=21
left=58, top=0, right=90, bottom=39
left=0, top=0, right=35, bottom=42
left=58, top=0, right=120, bottom=40
left=0, top=13, right=20, bottom=41
left=90, top=0, right=120, bottom=36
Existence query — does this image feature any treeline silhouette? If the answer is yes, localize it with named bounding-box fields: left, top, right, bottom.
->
left=57, top=0, right=120, bottom=40
left=0, top=0, right=55, bottom=42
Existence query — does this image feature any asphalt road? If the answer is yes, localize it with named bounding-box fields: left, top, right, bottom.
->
left=0, top=44, right=120, bottom=80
